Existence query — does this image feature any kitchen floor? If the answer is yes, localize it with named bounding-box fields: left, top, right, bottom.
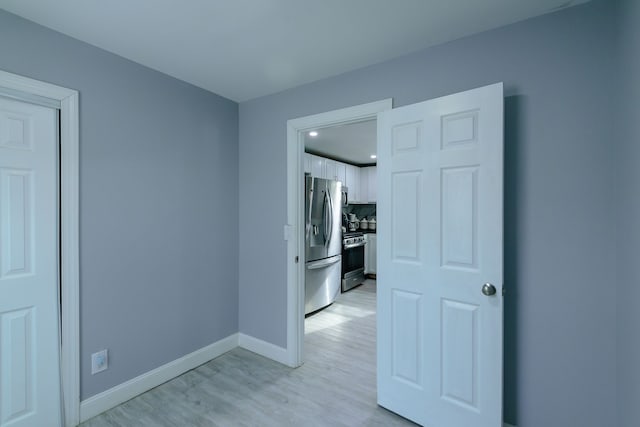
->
left=81, top=279, right=417, bottom=426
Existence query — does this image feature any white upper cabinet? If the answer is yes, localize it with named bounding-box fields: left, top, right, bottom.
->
left=335, top=162, right=346, bottom=184
left=304, top=153, right=312, bottom=174
left=305, top=153, right=347, bottom=184
left=304, top=153, right=375, bottom=203
left=360, top=167, right=369, bottom=202
left=366, top=166, right=377, bottom=202
left=359, top=166, right=377, bottom=203
left=310, top=154, right=325, bottom=178
left=325, top=159, right=346, bottom=184
left=325, top=158, right=337, bottom=181
left=345, top=164, right=360, bottom=203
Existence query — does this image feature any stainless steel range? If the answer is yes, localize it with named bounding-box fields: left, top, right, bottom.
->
left=341, top=231, right=366, bottom=292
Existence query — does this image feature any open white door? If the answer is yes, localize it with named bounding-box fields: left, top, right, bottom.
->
left=377, top=83, right=503, bottom=427
left=0, top=97, right=62, bottom=426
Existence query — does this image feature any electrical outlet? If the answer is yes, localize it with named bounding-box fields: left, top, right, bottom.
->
left=91, top=349, right=108, bottom=375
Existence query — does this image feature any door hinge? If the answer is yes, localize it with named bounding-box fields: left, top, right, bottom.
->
left=295, top=256, right=299, bottom=263
left=502, top=286, right=506, bottom=296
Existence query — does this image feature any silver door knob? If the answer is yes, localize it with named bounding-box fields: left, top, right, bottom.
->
left=482, top=283, right=497, bottom=296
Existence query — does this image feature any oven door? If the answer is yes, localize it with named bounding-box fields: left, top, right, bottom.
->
left=342, top=241, right=366, bottom=292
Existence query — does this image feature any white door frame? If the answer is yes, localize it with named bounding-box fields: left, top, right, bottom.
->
left=0, top=70, right=80, bottom=426
left=285, top=99, right=392, bottom=367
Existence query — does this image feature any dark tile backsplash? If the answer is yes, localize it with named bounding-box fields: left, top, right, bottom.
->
left=344, top=203, right=376, bottom=220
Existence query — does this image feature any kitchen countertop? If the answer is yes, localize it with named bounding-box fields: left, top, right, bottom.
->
left=342, top=228, right=376, bottom=234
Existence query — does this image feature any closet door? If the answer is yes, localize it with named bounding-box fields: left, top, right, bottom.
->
left=0, top=97, right=62, bottom=426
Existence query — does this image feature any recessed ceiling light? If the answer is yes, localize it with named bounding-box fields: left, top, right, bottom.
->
left=309, top=131, right=318, bottom=137
left=370, top=154, right=377, bottom=159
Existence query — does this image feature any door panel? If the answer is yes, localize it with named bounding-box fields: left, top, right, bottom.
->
left=0, top=97, right=61, bottom=427
left=441, top=299, right=478, bottom=409
left=441, top=166, right=478, bottom=269
left=391, top=289, right=422, bottom=386
left=377, top=83, right=503, bottom=427
left=0, top=169, right=33, bottom=277
left=391, top=171, right=421, bottom=261
left=0, top=308, right=35, bottom=425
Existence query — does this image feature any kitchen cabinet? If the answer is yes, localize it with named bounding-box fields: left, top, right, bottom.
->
left=335, top=162, right=346, bottom=184
left=310, top=154, right=325, bottom=178
left=325, top=158, right=337, bottom=181
left=360, top=169, right=369, bottom=203
left=364, top=233, right=377, bottom=275
left=304, top=153, right=312, bottom=175
left=366, top=166, right=376, bottom=202
left=364, top=234, right=369, bottom=273
left=359, top=166, right=377, bottom=203
left=345, top=164, right=360, bottom=203
left=305, top=154, right=348, bottom=184
left=304, top=153, right=373, bottom=202
left=323, top=159, right=347, bottom=184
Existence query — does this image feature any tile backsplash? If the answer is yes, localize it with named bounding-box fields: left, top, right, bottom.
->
left=344, top=203, right=376, bottom=220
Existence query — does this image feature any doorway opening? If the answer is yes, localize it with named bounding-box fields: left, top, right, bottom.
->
left=303, top=119, right=377, bottom=314
left=284, top=99, right=392, bottom=367
left=302, top=119, right=379, bottom=387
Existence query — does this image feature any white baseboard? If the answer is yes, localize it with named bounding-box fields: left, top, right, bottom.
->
left=79, top=333, right=239, bottom=423
left=238, top=333, right=289, bottom=366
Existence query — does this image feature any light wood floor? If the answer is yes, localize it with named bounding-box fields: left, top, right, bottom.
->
left=81, top=280, right=417, bottom=426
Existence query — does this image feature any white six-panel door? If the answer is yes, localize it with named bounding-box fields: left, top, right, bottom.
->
left=0, top=97, right=61, bottom=426
left=377, top=83, right=503, bottom=427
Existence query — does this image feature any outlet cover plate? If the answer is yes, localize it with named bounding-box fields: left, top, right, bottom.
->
left=91, top=349, right=108, bottom=375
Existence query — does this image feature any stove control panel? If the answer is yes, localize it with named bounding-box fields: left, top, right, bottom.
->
left=343, top=234, right=366, bottom=249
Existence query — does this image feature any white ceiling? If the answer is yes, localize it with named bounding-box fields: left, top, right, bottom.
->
left=305, top=120, right=377, bottom=166
left=1, top=0, right=589, bottom=102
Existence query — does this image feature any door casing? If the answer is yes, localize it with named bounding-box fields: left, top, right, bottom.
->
left=285, top=99, right=392, bottom=367
left=0, top=70, right=80, bottom=427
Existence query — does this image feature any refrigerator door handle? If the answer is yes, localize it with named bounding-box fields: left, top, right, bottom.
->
left=307, top=256, right=341, bottom=270
left=322, top=191, right=329, bottom=245
left=325, top=190, right=333, bottom=247
left=306, top=186, right=314, bottom=239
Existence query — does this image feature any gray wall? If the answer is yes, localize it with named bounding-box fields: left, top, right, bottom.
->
left=239, top=1, right=618, bottom=425
left=616, top=0, right=640, bottom=426
left=0, top=11, right=239, bottom=399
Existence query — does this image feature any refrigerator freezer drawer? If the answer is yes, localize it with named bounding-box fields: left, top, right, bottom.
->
left=305, top=255, right=342, bottom=315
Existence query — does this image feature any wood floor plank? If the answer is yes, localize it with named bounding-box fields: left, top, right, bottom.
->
left=81, top=280, right=417, bottom=426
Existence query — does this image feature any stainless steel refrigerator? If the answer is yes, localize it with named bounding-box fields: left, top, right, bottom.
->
left=305, top=176, right=343, bottom=314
